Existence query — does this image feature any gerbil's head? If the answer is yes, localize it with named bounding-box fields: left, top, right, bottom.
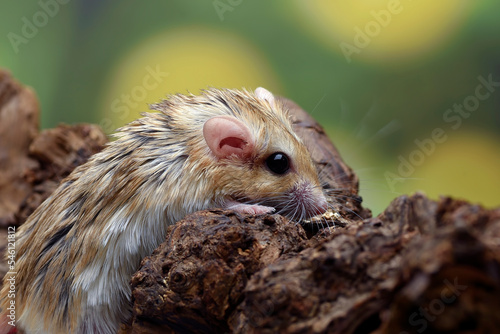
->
left=199, top=87, right=328, bottom=221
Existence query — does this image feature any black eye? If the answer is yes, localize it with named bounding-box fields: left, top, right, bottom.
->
left=265, top=152, right=290, bottom=175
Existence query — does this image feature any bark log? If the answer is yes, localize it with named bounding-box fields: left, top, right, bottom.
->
left=128, top=195, right=500, bottom=334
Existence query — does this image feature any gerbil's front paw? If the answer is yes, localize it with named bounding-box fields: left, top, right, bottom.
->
left=225, top=202, right=275, bottom=215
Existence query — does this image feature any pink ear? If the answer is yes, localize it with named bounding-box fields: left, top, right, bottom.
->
left=255, top=87, right=275, bottom=105
left=203, top=116, right=255, bottom=159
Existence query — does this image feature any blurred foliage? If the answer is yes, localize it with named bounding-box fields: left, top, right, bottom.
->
left=1, top=0, right=499, bottom=214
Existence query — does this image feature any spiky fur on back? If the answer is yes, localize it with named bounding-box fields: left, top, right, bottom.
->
left=0, top=88, right=323, bottom=333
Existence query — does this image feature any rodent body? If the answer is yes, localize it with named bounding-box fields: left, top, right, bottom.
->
left=0, top=87, right=327, bottom=333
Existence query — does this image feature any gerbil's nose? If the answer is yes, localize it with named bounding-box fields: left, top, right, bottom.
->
left=312, top=197, right=329, bottom=216
left=291, top=182, right=329, bottom=219
left=305, top=195, right=328, bottom=218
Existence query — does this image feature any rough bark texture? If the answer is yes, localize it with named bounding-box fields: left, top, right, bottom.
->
left=128, top=211, right=309, bottom=334
left=0, top=70, right=499, bottom=333
left=230, top=194, right=500, bottom=334
left=128, top=196, right=500, bottom=334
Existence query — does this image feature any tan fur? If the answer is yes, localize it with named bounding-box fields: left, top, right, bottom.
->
left=0, top=88, right=326, bottom=333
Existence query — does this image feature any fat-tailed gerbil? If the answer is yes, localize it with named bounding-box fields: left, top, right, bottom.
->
left=0, top=87, right=328, bottom=333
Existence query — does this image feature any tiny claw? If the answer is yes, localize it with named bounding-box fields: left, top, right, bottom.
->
left=224, top=201, right=275, bottom=215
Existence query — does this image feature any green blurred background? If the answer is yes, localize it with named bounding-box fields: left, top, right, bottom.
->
left=1, top=0, right=499, bottom=215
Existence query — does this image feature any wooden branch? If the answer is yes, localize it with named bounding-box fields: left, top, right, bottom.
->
left=128, top=196, right=500, bottom=334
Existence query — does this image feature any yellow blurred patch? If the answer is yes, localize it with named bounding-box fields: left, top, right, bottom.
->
left=401, top=130, right=500, bottom=208
left=292, top=0, right=476, bottom=64
left=98, top=27, right=281, bottom=133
